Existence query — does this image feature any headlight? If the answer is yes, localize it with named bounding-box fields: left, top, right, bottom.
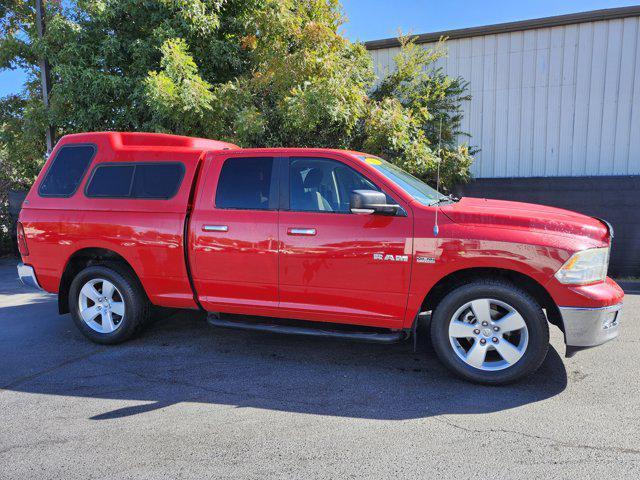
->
left=554, top=247, right=610, bottom=285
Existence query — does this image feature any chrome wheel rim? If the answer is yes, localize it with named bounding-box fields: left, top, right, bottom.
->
left=78, top=278, right=125, bottom=334
left=448, top=298, right=529, bottom=371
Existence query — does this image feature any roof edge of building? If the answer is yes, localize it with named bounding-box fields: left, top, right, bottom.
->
left=364, top=5, right=640, bottom=50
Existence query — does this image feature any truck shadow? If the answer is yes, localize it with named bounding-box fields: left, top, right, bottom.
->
left=0, top=296, right=568, bottom=421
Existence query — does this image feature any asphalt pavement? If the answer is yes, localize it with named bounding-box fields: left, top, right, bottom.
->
left=0, top=258, right=638, bottom=479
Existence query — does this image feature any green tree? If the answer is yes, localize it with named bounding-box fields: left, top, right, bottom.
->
left=362, top=36, right=473, bottom=188
left=0, top=0, right=474, bottom=252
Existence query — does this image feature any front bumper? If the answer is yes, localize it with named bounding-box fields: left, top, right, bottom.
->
left=17, top=262, right=42, bottom=290
left=559, top=303, right=622, bottom=355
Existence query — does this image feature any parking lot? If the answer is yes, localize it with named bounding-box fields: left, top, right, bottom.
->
left=0, top=258, right=639, bottom=479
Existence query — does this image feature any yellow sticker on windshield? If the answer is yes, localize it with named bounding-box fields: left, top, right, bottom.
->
left=365, top=157, right=382, bottom=165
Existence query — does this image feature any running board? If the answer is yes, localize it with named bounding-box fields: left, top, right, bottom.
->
left=207, top=315, right=406, bottom=344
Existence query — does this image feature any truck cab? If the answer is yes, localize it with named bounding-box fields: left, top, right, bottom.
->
left=17, top=132, right=624, bottom=384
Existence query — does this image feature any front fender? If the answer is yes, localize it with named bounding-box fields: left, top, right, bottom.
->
left=405, top=223, right=584, bottom=327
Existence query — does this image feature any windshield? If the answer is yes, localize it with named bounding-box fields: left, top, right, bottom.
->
left=357, top=155, right=445, bottom=206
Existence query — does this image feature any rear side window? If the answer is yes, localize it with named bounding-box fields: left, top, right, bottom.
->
left=216, top=157, right=274, bottom=210
left=86, top=165, right=134, bottom=197
left=132, top=163, right=184, bottom=198
left=38, top=144, right=96, bottom=197
left=85, top=162, right=184, bottom=199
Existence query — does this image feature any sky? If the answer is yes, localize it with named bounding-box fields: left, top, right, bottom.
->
left=1, top=0, right=639, bottom=97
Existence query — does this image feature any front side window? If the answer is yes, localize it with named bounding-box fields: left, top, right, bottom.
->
left=289, top=157, right=385, bottom=213
left=85, top=162, right=184, bottom=199
left=39, top=144, right=96, bottom=197
left=215, top=157, right=274, bottom=210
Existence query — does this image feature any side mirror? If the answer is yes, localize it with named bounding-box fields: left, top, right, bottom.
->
left=350, top=190, right=400, bottom=215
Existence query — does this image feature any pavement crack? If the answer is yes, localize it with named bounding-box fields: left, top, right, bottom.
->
left=0, top=349, right=104, bottom=391
left=434, top=415, right=640, bottom=456
left=0, top=438, right=70, bottom=456
left=86, top=357, right=330, bottom=411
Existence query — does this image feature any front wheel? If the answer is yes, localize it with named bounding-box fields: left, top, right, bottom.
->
left=430, top=279, right=549, bottom=385
left=69, top=264, right=150, bottom=344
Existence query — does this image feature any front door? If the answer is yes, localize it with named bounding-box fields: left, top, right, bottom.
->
left=278, top=156, right=413, bottom=328
left=190, top=155, right=280, bottom=315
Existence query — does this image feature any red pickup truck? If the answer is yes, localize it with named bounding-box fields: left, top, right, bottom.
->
left=17, top=132, right=623, bottom=384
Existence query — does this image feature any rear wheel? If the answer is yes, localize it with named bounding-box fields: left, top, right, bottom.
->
left=430, top=279, right=549, bottom=385
left=69, top=265, right=150, bottom=344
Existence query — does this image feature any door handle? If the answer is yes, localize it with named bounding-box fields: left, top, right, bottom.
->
left=202, top=225, right=229, bottom=232
left=287, top=228, right=317, bottom=236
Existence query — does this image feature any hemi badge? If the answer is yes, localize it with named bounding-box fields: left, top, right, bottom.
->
left=416, top=256, right=436, bottom=264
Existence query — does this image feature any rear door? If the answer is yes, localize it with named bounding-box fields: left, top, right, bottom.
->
left=190, top=155, right=280, bottom=315
left=278, top=155, right=413, bottom=328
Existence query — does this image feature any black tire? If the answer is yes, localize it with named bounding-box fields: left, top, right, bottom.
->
left=69, top=264, right=150, bottom=344
left=430, top=279, right=549, bottom=385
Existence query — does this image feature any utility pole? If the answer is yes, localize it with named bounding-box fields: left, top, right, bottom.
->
left=35, top=0, right=54, bottom=153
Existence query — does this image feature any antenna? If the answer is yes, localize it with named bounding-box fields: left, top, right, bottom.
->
left=433, top=116, right=443, bottom=237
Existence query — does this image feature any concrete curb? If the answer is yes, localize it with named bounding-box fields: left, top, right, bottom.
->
left=0, top=257, right=19, bottom=267
left=616, top=281, right=640, bottom=295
